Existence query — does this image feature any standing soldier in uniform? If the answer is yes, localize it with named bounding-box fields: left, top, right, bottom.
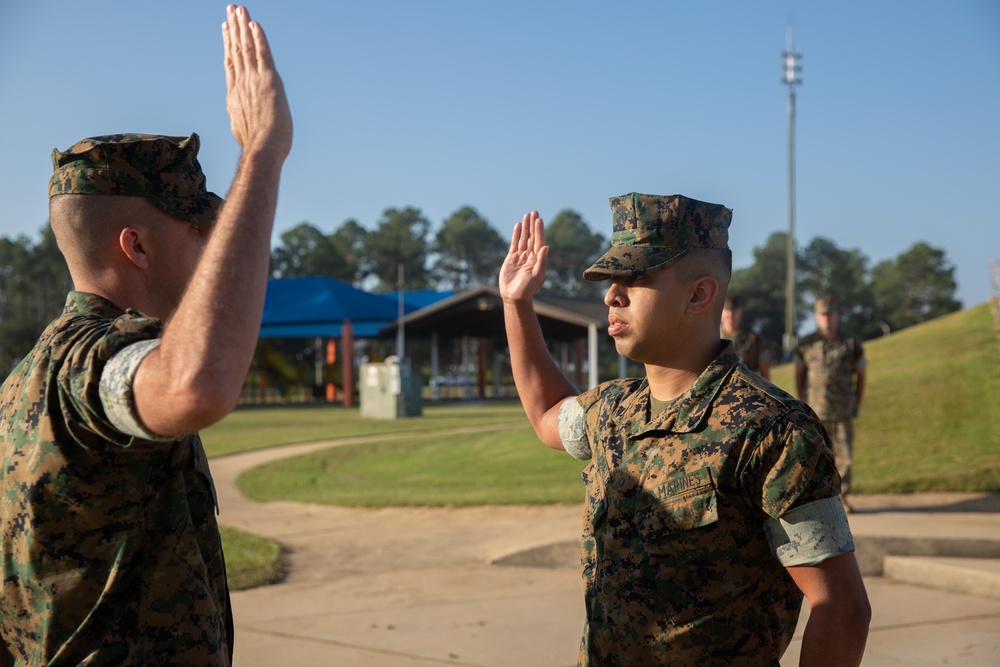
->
left=720, top=293, right=771, bottom=379
left=795, top=296, right=866, bottom=512
left=500, top=193, right=870, bottom=666
left=0, top=6, right=292, bottom=665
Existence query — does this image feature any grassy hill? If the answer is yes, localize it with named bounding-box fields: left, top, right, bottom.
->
left=770, top=302, right=1000, bottom=493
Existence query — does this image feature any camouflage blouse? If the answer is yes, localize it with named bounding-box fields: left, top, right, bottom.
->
left=572, top=346, right=841, bottom=666
left=728, top=329, right=769, bottom=374
left=0, top=292, right=232, bottom=666
left=794, top=332, right=865, bottom=421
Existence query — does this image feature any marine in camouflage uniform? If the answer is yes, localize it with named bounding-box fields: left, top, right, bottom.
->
left=0, top=292, right=232, bottom=665
left=795, top=297, right=866, bottom=504
left=721, top=294, right=771, bottom=379
left=500, top=193, right=870, bottom=666
left=0, top=7, right=292, bottom=665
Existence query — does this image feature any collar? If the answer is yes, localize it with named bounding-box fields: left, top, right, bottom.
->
left=613, top=342, right=740, bottom=437
left=63, top=291, right=136, bottom=320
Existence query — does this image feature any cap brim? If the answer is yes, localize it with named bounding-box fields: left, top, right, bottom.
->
left=148, top=192, right=224, bottom=227
left=582, top=246, right=688, bottom=282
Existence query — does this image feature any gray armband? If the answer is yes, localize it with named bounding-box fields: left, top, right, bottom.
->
left=557, top=398, right=592, bottom=460
left=765, top=496, right=855, bottom=567
left=99, top=339, right=176, bottom=442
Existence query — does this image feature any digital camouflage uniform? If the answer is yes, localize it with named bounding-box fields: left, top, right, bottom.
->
left=1, top=134, right=230, bottom=665
left=567, top=345, right=844, bottom=666
left=794, top=331, right=865, bottom=496
left=0, top=292, right=232, bottom=666
left=555, top=193, right=853, bottom=665
left=728, top=329, right=768, bottom=374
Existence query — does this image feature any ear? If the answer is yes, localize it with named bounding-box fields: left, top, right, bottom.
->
left=687, top=276, right=720, bottom=316
left=119, top=227, right=150, bottom=269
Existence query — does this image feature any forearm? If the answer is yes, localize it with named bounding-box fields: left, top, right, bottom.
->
left=788, top=553, right=871, bottom=667
left=503, top=299, right=577, bottom=448
left=798, top=603, right=869, bottom=666
left=169, top=151, right=280, bottom=373
left=143, top=149, right=285, bottom=432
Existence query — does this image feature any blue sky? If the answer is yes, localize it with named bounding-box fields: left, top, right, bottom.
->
left=1, top=1, right=997, bottom=311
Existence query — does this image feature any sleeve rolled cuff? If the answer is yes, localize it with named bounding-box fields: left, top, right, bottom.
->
left=765, top=496, right=856, bottom=567
left=99, top=338, right=178, bottom=442
left=557, top=398, right=592, bottom=460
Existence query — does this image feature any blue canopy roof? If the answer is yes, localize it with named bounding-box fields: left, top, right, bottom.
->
left=259, top=277, right=452, bottom=339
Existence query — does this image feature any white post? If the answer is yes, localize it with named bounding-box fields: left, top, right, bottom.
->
left=588, top=323, right=598, bottom=389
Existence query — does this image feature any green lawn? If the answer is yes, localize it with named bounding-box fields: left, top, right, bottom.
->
left=219, top=525, right=284, bottom=591
left=236, top=425, right=587, bottom=507
left=201, top=401, right=528, bottom=458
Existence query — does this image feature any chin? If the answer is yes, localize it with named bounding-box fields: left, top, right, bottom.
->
left=613, top=341, right=644, bottom=365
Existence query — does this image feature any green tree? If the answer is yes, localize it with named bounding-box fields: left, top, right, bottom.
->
left=0, top=235, right=34, bottom=321
left=33, top=225, right=72, bottom=321
left=270, top=222, right=352, bottom=280
left=729, top=231, right=806, bottom=359
left=363, top=207, right=433, bottom=290
left=331, top=218, right=368, bottom=284
left=0, top=224, right=71, bottom=374
left=433, top=206, right=506, bottom=290
left=543, top=209, right=606, bottom=297
left=871, top=242, right=961, bottom=332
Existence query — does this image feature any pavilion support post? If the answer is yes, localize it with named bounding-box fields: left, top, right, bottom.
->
left=588, top=323, right=598, bottom=389
left=325, top=340, right=336, bottom=402
left=477, top=337, right=487, bottom=399
left=430, top=330, right=440, bottom=401
left=342, top=319, right=354, bottom=407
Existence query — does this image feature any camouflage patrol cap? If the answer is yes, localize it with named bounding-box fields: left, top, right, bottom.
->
left=49, top=133, right=223, bottom=226
left=582, top=193, right=732, bottom=281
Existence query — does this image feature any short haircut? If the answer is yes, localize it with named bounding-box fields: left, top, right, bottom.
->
left=674, top=247, right=732, bottom=318
left=676, top=247, right=732, bottom=286
left=49, top=194, right=166, bottom=273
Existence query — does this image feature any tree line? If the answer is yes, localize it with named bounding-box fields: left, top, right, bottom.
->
left=269, top=205, right=608, bottom=297
left=0, top=226, right=73, bottom=374
left=1, top=204, right=961, bottom=373
left=268, top=204, right=962, bottom=350
left=731, top=231, right=961, bottom=354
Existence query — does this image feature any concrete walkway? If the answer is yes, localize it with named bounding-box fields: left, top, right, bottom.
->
left=217, top=436, right=1000, bottom=666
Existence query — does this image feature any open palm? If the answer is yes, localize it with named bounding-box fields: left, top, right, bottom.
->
left=499, top=211, right=549, bottom=302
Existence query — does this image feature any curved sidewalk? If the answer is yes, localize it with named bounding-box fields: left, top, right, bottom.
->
left=216, top=436, right=1000, bottom=667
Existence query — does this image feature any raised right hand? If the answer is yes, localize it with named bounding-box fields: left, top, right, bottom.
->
left=499, top=211, right=548, bottom=303
left=222, top=5, right=293, bottom=158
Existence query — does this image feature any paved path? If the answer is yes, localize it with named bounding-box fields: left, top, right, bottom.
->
left=216, top=434, right=1000, bottom=666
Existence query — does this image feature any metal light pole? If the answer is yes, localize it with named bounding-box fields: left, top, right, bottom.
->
left=781, top=28, right=802, bottom=360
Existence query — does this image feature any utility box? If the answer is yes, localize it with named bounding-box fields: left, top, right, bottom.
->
left=359, top=356, right=422, bottom=419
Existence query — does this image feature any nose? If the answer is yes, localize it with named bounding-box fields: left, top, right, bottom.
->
left=605, top=280, right=627, bottom=307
